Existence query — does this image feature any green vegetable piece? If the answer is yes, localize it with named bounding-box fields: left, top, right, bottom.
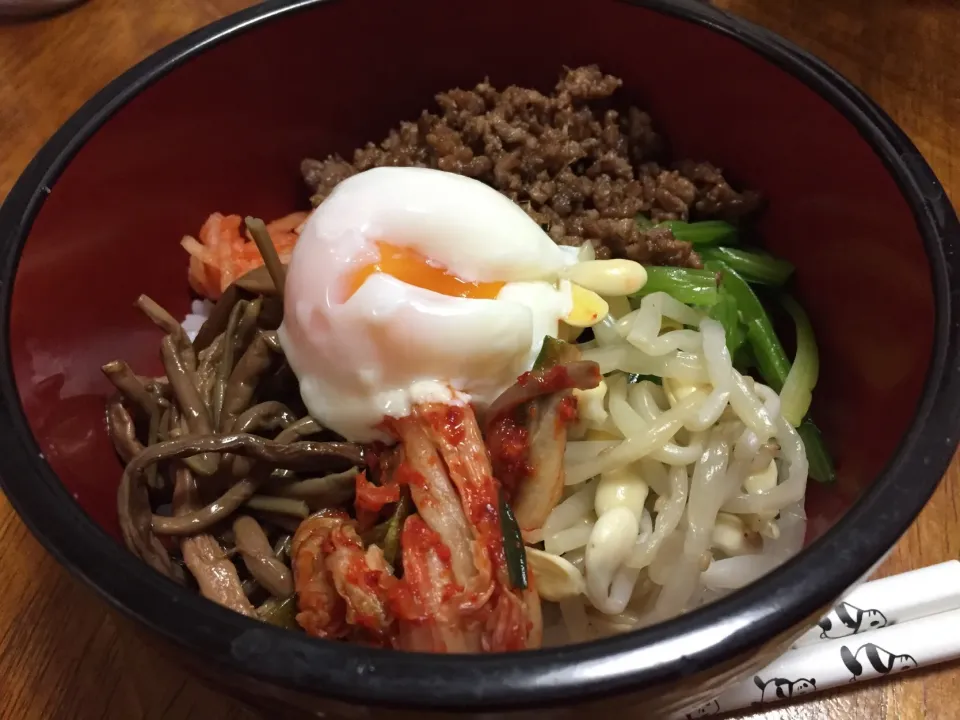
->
left=633, top=266, right=719, bottom=307
left=627, top=374, right=662, bottom=385
left=732, top=344, right=756, bottom=373
left=534, top=336, right=580, bottom=371
left=710, top=261, right=835, bottom=483
left=744, top=318, right=791, bottom=393
left=779, top=295, right=820, bottom=426
left=499, top=491, right=528, bottom=590
left=257, top=595, right=299, bottom=630
left=659, top=220, right=738, bottom=247
left=382, top=490, right=412, bottom=568
left=701, top=247, right=794, bottom=286
left=708, top=288, right=746, bottom=354
left=706, top=260, right=790, bottom=391
left=798, top=419, right=836, bottom=484
left=360, top=522, right=389, bottom=548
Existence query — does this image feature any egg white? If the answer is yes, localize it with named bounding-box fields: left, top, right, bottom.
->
left=278, top=167, right=579, bottom=443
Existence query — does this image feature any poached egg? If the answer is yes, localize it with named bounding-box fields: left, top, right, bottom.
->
left=278, top=167, right=596, bottom=442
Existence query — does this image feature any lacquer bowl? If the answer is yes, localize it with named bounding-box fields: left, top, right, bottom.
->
left=1, top=1, right=958, bottom=717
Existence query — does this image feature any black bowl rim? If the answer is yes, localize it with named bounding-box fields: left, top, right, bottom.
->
left=1, top=0, right=959, bottom=711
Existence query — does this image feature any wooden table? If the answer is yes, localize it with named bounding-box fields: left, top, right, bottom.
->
left=1, top=0, right=959, bottom=718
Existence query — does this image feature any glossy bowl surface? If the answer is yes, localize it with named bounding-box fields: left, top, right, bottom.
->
left=1, top=0, right=958, bottom=717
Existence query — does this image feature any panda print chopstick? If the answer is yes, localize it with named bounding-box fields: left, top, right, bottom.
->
left=793, top=560, right=960, bottom=648
left=672, top=561, right=960, bottom=718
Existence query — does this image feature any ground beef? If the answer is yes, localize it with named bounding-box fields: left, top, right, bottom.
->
left=301, top=65, right=761, bottom=268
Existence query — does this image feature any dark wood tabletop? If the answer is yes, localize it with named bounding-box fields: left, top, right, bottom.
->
left=1, top=0, right=959, bottom=718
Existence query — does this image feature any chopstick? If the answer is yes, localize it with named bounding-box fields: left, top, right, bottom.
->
left=669, top=560, right=960, bottom=718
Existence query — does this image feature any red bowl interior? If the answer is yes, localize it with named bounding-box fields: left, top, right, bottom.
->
left=9, top=0, right=933, bottom=545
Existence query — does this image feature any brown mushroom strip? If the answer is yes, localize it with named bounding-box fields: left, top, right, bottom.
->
left=234, top=264, right=280, bottom=296
left=261, top=330, right=281, bottom=353
left=233, top=515, right=293, bottom=598
left=174, top=467, right=256, bottom=617
left=170, top=401, right=290, bottom=531
left=102, top=360, right=163, bottom=418
left=102, top=362, right=166, bottom=487
left=157, top=406, right=171, bottom=441
left=233, top=515, right=294, bottom=599
left=158, top=405, right=181, bottom=443
left=118, top=472, right=179, bottom=580
left=231, top=415, right=322, bottom=480
left=220, top=332, right=275, bottom=431
left=154, top=474, right=265, bottom=536
left=137, top=375, right=170, bottom=398
left=106, top=398, right=144, bottom=464
left=161, top=335, right=218, bottom=475
left=235, top=295, right=264, bottom=348
left=197, top=334, right=225, bottom=407
left=274, top=417, right=322, bottom=443
left=137, top=294, right=196, bottom=371
left=257, top=296, right=284, bottom=330
left=216, top=298, right=263, bottom=429
left=143, top=405, right=163, bottom=489
left=117, top=433, right=363, bottom=578
left=194, top=284, right=242, bottom=352
left=245, top=217, right=287, bottom=296
left=244, top=495, right=309, bottom=518
left=198, top=333, right=224, bottom=369
left=270, top=467, right=357, bottom=509
left=227, top=403, right=297, bottom=480
left=159, top=433, right=360, bottom=535
left=212, top=299, right=248, bottom=428
left=231, top=401, right=298, bottom=435
left=161, top=335, right=213, bottom=436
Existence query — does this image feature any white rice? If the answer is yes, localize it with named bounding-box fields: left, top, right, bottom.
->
left=181, top=299, right=213, bottom=342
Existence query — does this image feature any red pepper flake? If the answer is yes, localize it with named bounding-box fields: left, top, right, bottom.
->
left=557, top=393, right=579, bottom=424
left=406, top=515, right=452, bottom=562
left=440, top=582, right=460, bottom=603
left=462, top=496, right=498, bottom=537
left=516, top=365, right=579, bottom=394
left=442, top=406, right=466, bottom=445
left=433, top=540, right=452, bottom=563
left=394, top=462, right=426, bottom=489
left=539, top=365, right=574, bottom=393
left=421, top=405, right=467, bottom=445
left=354, top=471, right=400, bottom=513
left=487, top=414, right=532, bottom=499
left=387, top=583, right=426, bottom=622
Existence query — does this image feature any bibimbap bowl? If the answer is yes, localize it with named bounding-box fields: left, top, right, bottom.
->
left=1, top=0, right=959, bottom=717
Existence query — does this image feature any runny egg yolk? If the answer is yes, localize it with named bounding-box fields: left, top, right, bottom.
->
left=342, top=241, right=505, bottom=302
